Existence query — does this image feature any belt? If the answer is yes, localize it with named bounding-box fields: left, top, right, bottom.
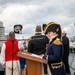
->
left=51, top=62, right=63, bottom=69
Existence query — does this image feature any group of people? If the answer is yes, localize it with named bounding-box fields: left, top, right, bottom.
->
left=0, top=22, right=70, bottom=75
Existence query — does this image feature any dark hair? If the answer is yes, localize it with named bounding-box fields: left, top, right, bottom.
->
left=9, top=31, right=15, bottom=38
left=14, top=24, right=23, bottom=29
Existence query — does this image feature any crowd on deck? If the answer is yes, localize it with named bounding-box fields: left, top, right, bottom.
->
left=0, top=22, right=74, bottom=75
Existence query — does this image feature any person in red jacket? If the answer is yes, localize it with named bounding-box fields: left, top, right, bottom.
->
left=0, top=31, right=21, bottom=75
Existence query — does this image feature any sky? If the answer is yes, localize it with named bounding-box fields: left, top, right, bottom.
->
left=0, top=0, right=75, bottom=38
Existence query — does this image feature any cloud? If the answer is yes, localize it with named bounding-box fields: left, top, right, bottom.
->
left=0, top=4, right=40, bottom=35
left=0, top=0, right=75, bottom=38
left=62, top=22, right=75, bottom=38
left=22, top=24, right=36, bottom=38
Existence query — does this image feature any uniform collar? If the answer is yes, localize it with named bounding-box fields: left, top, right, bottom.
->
left=35, top=32, right=42, bottom=36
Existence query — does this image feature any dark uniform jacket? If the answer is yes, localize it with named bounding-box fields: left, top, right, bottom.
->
left=28, top=33, right=49, bottom=55
left=62, top=35, right=69, bottom=55
left=43, top=36, right=66, bottom=75
left=62, top=36, right=70, bottom=73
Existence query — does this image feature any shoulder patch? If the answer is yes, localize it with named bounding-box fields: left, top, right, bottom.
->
left=27, top=37, right=32, bottom=42
left=53, top=38, right=61, bottom=45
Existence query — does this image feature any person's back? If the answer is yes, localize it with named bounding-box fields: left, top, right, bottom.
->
left=28, top=25, right=49, bottom=55
left=5, top=31, right=19, bottom=62
left=28, top=34, right=48, bottom=55
left=0, top=31, right=20, bottom=75
left=28, top=25, right=49, bottom=75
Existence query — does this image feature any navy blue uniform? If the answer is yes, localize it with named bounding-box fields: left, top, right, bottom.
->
left=43, top=37, right=66, bottom=75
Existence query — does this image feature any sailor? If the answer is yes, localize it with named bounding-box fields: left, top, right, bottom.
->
left=41, top=22, right=66, bottom=75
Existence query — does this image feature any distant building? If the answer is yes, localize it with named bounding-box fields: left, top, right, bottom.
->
left=0, top=21, right=5, bottom=37
left=0, top=21, right=5, bottom=47
left=0, top=21, right=3, bottom=27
